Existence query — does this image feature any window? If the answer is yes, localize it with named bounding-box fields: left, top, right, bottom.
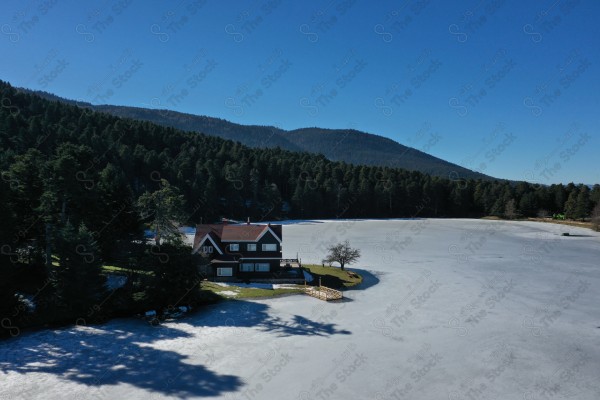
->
left=255, top=263, right=270, bottom=272
left=240, top=263, right=254, bottom=272
left=247, top=244, right=257, bottom=251
left=202, top=246, right=213, bottom=253
left=262, top=243, right=277, bottom=251
left=230, top=243, right=239, bottom=251
left=217, top=267, right=232, bottom=277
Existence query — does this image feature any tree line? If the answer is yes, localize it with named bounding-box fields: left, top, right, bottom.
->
left=1, top=80, right=598, bottom=336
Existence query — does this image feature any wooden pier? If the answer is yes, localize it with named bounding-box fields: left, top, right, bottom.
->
left=304, top=285, right=343, bottom=301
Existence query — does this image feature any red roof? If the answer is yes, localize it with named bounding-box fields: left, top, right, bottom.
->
left=193, top=223, right=282, bottom=249
left=194, top=224, right=224, bottom=237
left=221, top=225, right=268, bottom=241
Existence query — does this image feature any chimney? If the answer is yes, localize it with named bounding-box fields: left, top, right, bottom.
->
left=247, top=217, right=250, bottom=225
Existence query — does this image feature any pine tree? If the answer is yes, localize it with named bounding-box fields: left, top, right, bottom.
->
left=137, top=179, right=186, bottom=245
left=564, top=191, right=578, bottom=219
left=259, top=182, right=282, bottom=220
left=0, top=177, right=24, bottom=336
left=144, top=243, right=202, bottom=310
left=573, top=186, right=591, bottom=221
left=551, top=184, right=567, bottom=214
left=291, top=181, right=305, bottom=217
left=519, top=192, right=538, bottom=217
left=95, top=163, right=141, bottom=259
left=590, top=184, right=600, bottom=205
left=51, top=222, right=107, bottom=322
left=203, top=175, right=219, bottom=223
left=48, top=143, right=96, bottom=224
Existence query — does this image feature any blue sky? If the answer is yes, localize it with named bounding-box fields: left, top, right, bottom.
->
left=1, top=0, right=599, bottom=184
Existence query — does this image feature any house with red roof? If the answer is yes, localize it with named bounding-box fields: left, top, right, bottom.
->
left=192, top=220, right=301, bottom=281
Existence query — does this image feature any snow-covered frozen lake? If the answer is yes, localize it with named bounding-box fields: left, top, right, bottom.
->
left=2, top=219, right=600, bottom=399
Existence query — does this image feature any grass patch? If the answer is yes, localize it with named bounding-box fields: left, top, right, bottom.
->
left=102, top=265, right=153, bottom=276
left=302, top=264, right=363, bottom=289
left=201, top=281, right=304, bottom=299
left=481, top=216, right=595, bottom=231
left=235, top=287, right=304, bottom=298
left=525, top=217, right=593, bottom=230
left=199, top=266, right=364, bottom=300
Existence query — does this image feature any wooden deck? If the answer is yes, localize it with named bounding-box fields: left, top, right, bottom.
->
left=304, top=285, right=343, bottom=301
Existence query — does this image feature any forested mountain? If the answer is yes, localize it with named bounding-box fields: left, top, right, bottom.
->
left=284, top=127, right=476, bottom=178
left=2, top=79, right=599, bottom=335
left=2, top=77, right=598, bottom=257
left=3, top=80, right=599, bottom=227
left=19, top=88, right=490, bottom=180
left=95, top=105, right=303, bottom=152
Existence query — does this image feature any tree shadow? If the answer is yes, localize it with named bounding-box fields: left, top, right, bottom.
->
left=346, top=268, right=381, bottom=291
left=191, top=300, right=351, bottom=337
left=0, top=299, right=351, bottom=397
left=303, top=267, right=380, bottom=291
left=560, top=234, right=595, bottom=237
left=0, top=320, right=242, bottom=398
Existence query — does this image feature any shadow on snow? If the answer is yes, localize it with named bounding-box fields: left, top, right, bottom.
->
left=191, top=300, right=352, bottom=337
left=0, top=299, right=350, bottom=398
left=0, top=319, right=240, bottom=398
left=346, top=268, right=381, bottom=292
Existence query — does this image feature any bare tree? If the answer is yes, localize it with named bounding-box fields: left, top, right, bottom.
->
left=504, top=199, right=518, bottom=220
left=323, top=240, right=361, bottom=271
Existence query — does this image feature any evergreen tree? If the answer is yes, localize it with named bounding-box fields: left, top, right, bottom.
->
left=564, top=191, right=578, bottom=219
left=590, top=184, right=600, bottom=206
left=51, top=222, right=107, bottom=322
left=137, top=179, right=186, bottom=245
left=259, top=182, right=282, bottom=220
left=519, top=192, right=538, bottom=217
left=0, top=177, right=24, bottom=337
left=47, top=143, right=96, bottom=224
left=203, top=175, right=219, bottom=223
left=592, top=202, right=600, bottom=231
left=551, top=184, right=567, bottom=214
left=144, top=243, right=202, bottom=310
left=291, top=180, right=305, bottom=217
left=95, top=163, right=142, bottom=259
left=573, top=185, right=591, bottom=220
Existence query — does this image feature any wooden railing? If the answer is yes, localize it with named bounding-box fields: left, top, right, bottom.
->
left=280, top=258, right=301, bottom=267
left=304, top=285, right=343, bottom=301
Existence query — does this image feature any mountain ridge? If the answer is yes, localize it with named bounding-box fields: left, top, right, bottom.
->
left=17, top=87, right=496, bottom=181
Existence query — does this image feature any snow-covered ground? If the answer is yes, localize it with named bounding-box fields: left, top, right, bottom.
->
left=1, top=219, right=599, bottom=399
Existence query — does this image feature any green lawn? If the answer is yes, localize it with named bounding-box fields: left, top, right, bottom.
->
left=201, top=265, right=363, bottom=300
left=101, top=264, right=363, bottom=300
left=302, top=264, right=363, bottom=288
left=102, top=265, right=153, bottom=276
left=201, top=281, right=304, bottom=299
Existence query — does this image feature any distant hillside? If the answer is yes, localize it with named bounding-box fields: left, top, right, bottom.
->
left=283, top=128, right=478, bottom=178
left=94, top=106, right=304, bottom=152
left=20, top=88, right=493, bottom=180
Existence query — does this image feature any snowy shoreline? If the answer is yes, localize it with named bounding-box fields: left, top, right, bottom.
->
left=2, top=219, right=599, bottom=399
